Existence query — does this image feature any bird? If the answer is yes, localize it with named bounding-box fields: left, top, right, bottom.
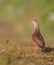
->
left=32, top=19, right=46, bottom=51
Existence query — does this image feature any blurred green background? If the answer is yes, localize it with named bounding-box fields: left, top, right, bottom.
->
left=0, top=0, right=54, bottom=65
left=0, top=0, right=54, bottom=45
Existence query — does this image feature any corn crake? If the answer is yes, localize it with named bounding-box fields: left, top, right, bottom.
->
left=32, top=19, right=46, bottom=52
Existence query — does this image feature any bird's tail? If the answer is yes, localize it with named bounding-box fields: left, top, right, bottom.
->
left=39, top=45, right=47, bottom=52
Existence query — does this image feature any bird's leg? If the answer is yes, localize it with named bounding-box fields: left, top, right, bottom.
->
left=34, top=43, right=39, bottom=53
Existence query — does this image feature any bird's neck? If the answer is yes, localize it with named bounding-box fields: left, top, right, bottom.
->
left=33, top=24, right=40, bottom=33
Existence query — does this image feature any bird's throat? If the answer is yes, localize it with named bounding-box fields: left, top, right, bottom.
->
left=33, top=25, right=40, bottom=33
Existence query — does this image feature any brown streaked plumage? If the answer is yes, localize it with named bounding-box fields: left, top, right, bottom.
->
left=32, top=19, right=45, bottom=51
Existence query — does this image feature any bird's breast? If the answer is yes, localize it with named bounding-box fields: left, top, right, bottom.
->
left=32, top=32, right=37, bottom=42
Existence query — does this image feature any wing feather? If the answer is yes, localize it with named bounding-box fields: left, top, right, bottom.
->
left=32, top=30, right=45, bottom=49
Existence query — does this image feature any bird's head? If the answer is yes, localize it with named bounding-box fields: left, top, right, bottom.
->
left=32, top=19, right=39, bottom=27
left=32, top=19, right=38, bottom=25
left=32, top=19, right=40, bottom=32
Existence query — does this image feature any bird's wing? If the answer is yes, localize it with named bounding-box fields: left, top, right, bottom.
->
left=32, top=31, right=45, bottom=49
